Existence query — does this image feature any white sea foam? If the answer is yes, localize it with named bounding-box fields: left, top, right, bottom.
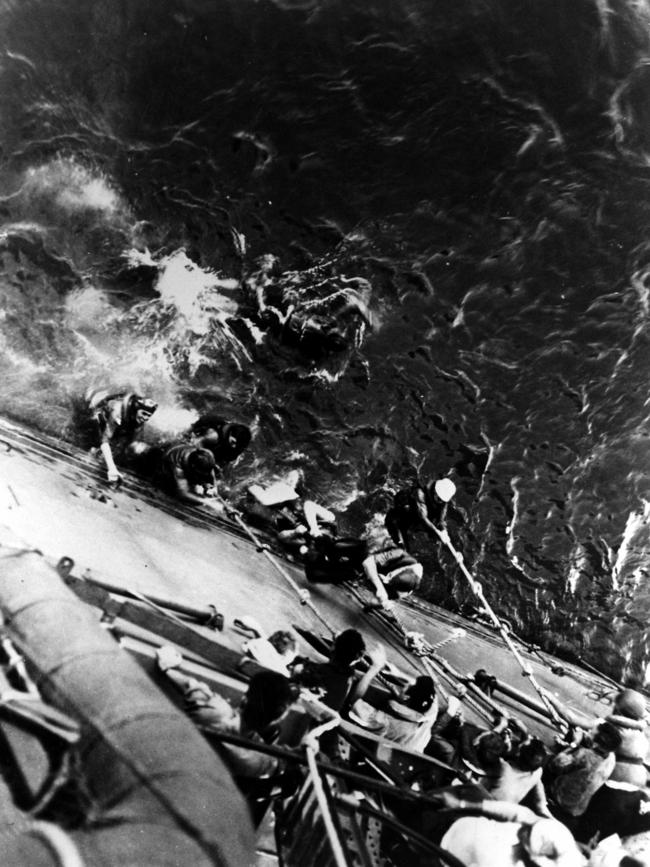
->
left=153, top=249, right=238, bottom=331
left=147, top=406, right=197, bottom=437
left=21, top=157, right=126, bottom=218
left=127, top=248, right=245, bottom=357
left=612, top=502, right=650, bottom=591
left=65, top=286, right=116, bottom=331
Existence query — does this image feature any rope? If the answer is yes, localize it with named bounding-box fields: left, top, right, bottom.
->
left=369, top=608, right=502, bottom=725
left=217, top=499, right=336, bottom=638
left=358, top=595, right=496, bottom=725
left=431, top=526, right=565, bottom=729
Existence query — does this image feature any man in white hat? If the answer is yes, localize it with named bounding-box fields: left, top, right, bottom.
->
left=385, top=477, right=457, bottom=552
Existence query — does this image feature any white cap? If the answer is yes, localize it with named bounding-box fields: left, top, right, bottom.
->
left=434, top=478, right=456, bottom=502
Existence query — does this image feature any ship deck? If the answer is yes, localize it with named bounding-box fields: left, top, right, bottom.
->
left=0, top=416, right=615, bottom=736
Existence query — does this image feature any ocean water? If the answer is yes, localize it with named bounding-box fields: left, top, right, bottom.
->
left=2, top=0, right=650, bottom=682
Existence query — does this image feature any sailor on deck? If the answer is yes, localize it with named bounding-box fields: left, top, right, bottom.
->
left=361, top=525, right=424, bottom=611
left=293, top=628, right=386, bottom=716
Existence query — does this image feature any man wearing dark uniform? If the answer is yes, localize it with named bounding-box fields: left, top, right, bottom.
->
left=190, top=414, right=252, bottom=468
left=385, top=478, right=456, bottom=551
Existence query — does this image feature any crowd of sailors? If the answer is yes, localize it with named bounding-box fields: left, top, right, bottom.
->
left=82, top=385, right=452, bottom=611
left=82, top=388, right=650, bottom=865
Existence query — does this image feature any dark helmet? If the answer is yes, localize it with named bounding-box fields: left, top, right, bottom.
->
left=186, top=448, right=216, bottom=481
left=406, top=676, right=436, bottom=713
left=243, top=671, right=298, bottom=732
left=223, top=423, right=252, bottom=455
left=613, top=689, right=647, bottom=721
left=332, top=629, right=366, bottom=667
left=132, top=395, right=158, bottom=419
left=517, top=738, right=548, bottom=772
left=594, top=721, right=623, bottom=754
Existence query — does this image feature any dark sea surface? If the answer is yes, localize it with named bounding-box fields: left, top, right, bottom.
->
left=2, top=0, right=650, bottom=682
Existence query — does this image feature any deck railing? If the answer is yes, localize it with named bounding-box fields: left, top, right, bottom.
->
left=204, top=718, right=467, bottom=867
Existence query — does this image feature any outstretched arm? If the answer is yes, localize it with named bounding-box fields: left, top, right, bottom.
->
left=350, top=644, right=388, bottom=704
left=302, top=500, right=335, bottom=537
left=172, top=468, right=214, bottom=507
left=439, top=790, right=539, bottom=825
left=99, top=442, right=122, bottom=483
left=527, top=779, right=553, bottom=819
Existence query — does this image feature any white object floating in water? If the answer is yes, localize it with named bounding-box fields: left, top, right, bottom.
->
left=249, top=482, right=299, bottom=507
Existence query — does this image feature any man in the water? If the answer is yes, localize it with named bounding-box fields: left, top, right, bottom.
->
left=385, top=477, right=456, bottom=551
left=84, top=387, right=158, bottom=484
left=244, top=481, right=337, bottom=554
left=190, top=414, right=252, bottom=468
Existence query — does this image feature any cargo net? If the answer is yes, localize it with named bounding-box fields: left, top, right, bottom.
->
left=203, top=711, right=467, bottom=867
left=274, top=722, right=466, bottom=867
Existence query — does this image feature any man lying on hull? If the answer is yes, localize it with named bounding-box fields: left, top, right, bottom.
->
left=243, top=480, right=338, bottom=554
left=160, top=443, right=222, bottom=508
left=84, top=386, right=158, bottom=485
left=240, top=479, right=428, bottom=614
left=126, top=434, right=229, bottom=511
left=241, top=480, right=371, bottom=587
